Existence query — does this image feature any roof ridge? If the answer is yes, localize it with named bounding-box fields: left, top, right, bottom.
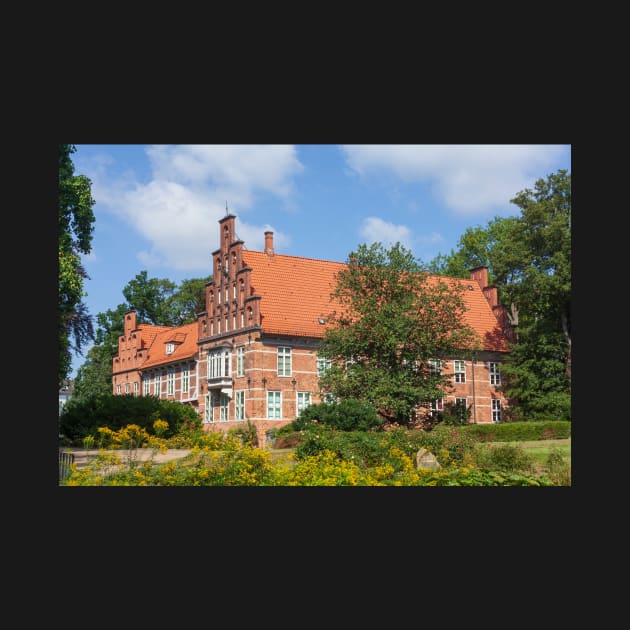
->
left=244, top=249, right=346, bottom=265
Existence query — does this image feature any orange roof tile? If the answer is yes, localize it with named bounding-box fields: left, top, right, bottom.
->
left=241, top=250, right=509, bottom=352
left=140, top=322, right=199, bottom=369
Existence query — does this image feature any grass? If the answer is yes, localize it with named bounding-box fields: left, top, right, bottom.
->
left=493, top=438, right=571, bottom=467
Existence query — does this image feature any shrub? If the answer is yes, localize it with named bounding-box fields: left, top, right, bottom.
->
left=59, top=393, right=201, bottom=443
left=293, top=398, right=383, bottom=432
left=463, top=421, right=571, bottom=442
left=474, top=443, right=534, bottom=474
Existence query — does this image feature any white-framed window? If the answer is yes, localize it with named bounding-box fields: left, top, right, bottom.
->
left=125, top=383, right=130, bottom=394
left=208, top=348, right=231, bottom=379
left=241, top=311, right=245, bottom=327
left=237, top=347, right=245, bottom=377
left=317, top=356, right=331, bottom=377
left=454, top=360, right=466, bottom=383
left=154, top=373, right=161, bottom=397
left=166, top=369, right=175, bottom=396
left=233, top=283, right=237, bottom=300
left=489, top=362, right=501, bottom=385
left=116, top=384, right=121, bottom=395
left=204, top=393, right=213, bottom=423
left=134, top=382, right=139, bottom=397
left=429, top=359, right=442, bottom=376
left=182, top=368, right=190, bottom=394
left=297, top=392, right=311, bottom=415
left=455, top=397, right=467, bottom=421
left=219, top=393, right=229, bottom=421
left=430, top=398, right=444, bottom=418
left=166, top=342, right=174, bottom=355
left=235, top=390, right=245, bottom=420
left=267, top=391, right=282, bottom=419
left=492, top=399, right=502, bottom=423
left=278, top=346, right=292, bottom=376
left=143, top=377, right=150, bottom=396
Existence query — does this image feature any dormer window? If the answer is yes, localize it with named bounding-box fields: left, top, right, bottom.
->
left=166, top=342, right=175, bottom=355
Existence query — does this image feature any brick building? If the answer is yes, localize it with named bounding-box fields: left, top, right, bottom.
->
left=112, top=214, right=513, bottom=446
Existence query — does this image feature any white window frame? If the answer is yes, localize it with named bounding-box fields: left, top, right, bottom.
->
left=219, top=393, right=229, bottom=421
left=204, top=393, right=213, bottom=423
left=317, top=356, right=331, bottom=377
left=235, top=390, right=245, bottom=420
left=143, top=377, right=150, bottom=396
left=154, top=373, right=161, bottom=397
left=455, top=397, right=467, bottom=421
left=125, top=383, right=130, bottom=394
left=182, top=367, right=190, bottom=394
left=166, top=369, right=175, bottom=396
left=492, top=399, right=502, bottom=423
left=430, top=398, right=444, bottom=418
left=267, top=391, right=282, bottom=419
left=116, top=384, right=121, bottom=395
left=133, top=382, right=139, bottom=397
left=489, top=362, right=501, bottom=385
left=454, top=360, right=466, bottom=384
left=237, top=347, right=245, bottom=377
left=278, top=346, right=292, bottom=377
left=297, top=391, right=311, bottom=415
left=165, top=342, right=174, bottom=355
left=208, top=348, right=231, bottom=379
left=429, top=359, right=442, bottom=376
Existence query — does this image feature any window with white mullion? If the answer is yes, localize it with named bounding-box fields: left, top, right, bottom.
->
left=492, top=399, right=502, bottom=423
left=317, top=356, right=331, bottom=377
left=454, top=360, right=466, bottom=383
left=182, top=368, right=190, bottom=394
left=297, top=392, right=311, bottom=415
left=267, top=391, right=282, bottom=419
left=237, top=347, right=245, bottom=377
left=277, top=346, right=292, bottom=377
left=235, top=390, right=245, bottom=420
left=489, top=362, right=501, bottom=385
left=429, top=359, right=442, bottom=376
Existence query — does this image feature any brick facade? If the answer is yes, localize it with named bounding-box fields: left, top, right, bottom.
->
left=112, top=214, right=513, bottom=446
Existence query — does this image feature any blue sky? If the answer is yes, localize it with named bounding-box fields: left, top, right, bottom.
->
left=70, top=144, right=571, bottom=376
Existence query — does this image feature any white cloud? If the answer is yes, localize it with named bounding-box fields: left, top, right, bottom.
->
left=89, top=145, right=302, bottom=272
left=341, top=144, right=568, bottom=215
left=359, top=217, right=412, bottom=249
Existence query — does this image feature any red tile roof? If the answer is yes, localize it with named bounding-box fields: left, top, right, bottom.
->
left=242, top=250, right=509, bottom=352
left=140, top=322, right=199, bottom=369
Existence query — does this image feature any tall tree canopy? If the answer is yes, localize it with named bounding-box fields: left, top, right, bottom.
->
left=319, top=242, right=479, bottom=425
left=59, top=144, right=96, bottom=387
left=427, top=169, right=571, bottom=420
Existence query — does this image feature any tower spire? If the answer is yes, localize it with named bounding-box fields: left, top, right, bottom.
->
left=225, top=201, right=229, bottom=216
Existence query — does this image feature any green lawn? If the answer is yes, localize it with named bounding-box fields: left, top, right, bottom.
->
left=492, top=438, right=571, bottom=467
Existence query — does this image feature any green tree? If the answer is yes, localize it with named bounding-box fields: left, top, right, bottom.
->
left=165, top=276, right=212, bottom=325
left=59, top=144, right=96, bottom=387
left=498, top=170, right=571, bottom=420
left=427, top=170, right=571, bottom=421
left=122, top=270, right=178, bottom=325
left=319, top=242, right=479, bottom=425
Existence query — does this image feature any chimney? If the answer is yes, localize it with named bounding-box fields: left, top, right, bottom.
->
left=264, top=231, right=274, bottom=256
left=469, top=266, right=489, bottom=289
left=483, top=286, right=498, bottom=307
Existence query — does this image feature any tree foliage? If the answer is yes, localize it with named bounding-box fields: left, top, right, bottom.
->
left=319, top=242, right=479, bottom=425
left=428, top=169, right=571, bottom=421
left=59, top=144, right=96, bottom=387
